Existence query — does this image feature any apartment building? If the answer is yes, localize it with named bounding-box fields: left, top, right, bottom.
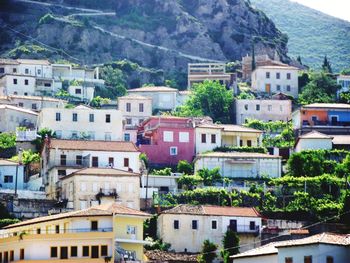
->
left=0, top=105, right=38, bottom=132
left=0, top=95, right=66, bottom=111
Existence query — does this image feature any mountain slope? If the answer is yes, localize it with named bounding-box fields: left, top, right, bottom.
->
left=0, top=0, right=289, bottom=85
left=250, top=0, right=350, bottom=71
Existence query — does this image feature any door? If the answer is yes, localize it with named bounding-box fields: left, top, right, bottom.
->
left=91, top=246, right=99, bottom=258
left=229, top=219, right=237, bottom=232
left=60, top=247, right=68, bottom=259
left=265, top=84, right=271, bottom=93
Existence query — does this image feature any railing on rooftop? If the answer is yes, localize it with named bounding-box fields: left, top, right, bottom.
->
left=227, top=224, right=260, bottom=235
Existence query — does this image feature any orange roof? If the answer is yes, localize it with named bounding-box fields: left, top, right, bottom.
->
left=49, top=139, right=139, bottom=152
left=4, top=203, right=150, bottom=229
left=61, top=167, right=140, bottom=180
left=162, top=205, right=260, bottom=217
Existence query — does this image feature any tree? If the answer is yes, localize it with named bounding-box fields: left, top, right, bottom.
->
left=175, top=80, right=234, bottom=123
left=101, top=65, right=127, bottom=98
left=197, top=168, right=222, bottom=186
left=177, top=175, right=203, bottom=190
left=340, top=68, right=350, bottom=76
left=322, top=56, right=332, bottom=73
left=90, top=96, right=111, bottom=108
left=297, top=56, right=302, bottom=65
left=198, top=240, right=217, bottom=263
left=177, top=160, right=193, bottom=175
left=34, top=128, right=56, bottom=151
left=11, top=150, right=40, bottom=165
left=221, top=230, right=240, bottom=263
left=0, top=132, right=16, bottom=150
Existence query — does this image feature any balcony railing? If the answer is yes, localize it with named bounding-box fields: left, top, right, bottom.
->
left=96, top=188, right=119, bottom=200
left=48, top=157, right=90, bottom=168
left=227, top=225, right=260, bottom=235
left=16, top=130, right=37, bottom=141
left=302, top=120, right=350, bottom=127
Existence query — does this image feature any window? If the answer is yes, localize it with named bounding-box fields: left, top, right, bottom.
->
left=92, top=157, right=98, bottom=167
left=249, top=221, right=256, bottom=230
left=82, top=246, right=90, bottom=257
left=4, top=252, right=8, bottom=263
left=20, top=249, right=25, bottom=260
left=201, top=134, right=206, bottom=143
left=108, top=157, right=114, bottom=167
left=170, top=147, right=178, bottom=156
left=72, top=113, right=78, bottom=122
left=91, top=246, right=99, bottom=258
left=60, top=155, right=67, bottom=166
left=311, top=116, right=318, bottom=123
left=31, top=103, right=37, bottom=110
left=287, top=85, right=291, bottom=91
left=37, top=69, right=41, bottom=75
left=0, top=252, right=2, bottom=263
left=58, top=170, right=66, bottom=176
left=55, top=225, right=60, bottom=234
left=70, top=246, right=78, bottom=257
left=239, top=140, right=243, bottom=147
left=276, top=72, right=280, bottom=79
left=287, top=73, right=291, bottom=79
left=280, top=105, right=283, bottom=112
left=163, top=131, right=174, bottom=142
left=304, top=256, right=312, bottom=263
left=24, top=79, right=29, bottom=85
left=60, top=247, right=68, bottom=259
left=211, top=220, right=217, bottom=229
left=91, top=221, right=98, bottom=231
left=44, top=83, right=51, bottom=87
left=211, top=134, right=216, bottom=144
left=13, top=78, right=17, bottom=85
left=0, top=68, right=4, bottom=73
left=179, top=132, right=189, bottom=143
left=51, top=247, right=58, bottom=258
left=256, top=104, right=260, bottom=111
left=126, top=118, right=132, bottom=125
left=126, top=102, right=131, bottom=112
left=124, top=158, right=129, bottom=167
left=326, top=256, right=334, bottom=263
left=247, top=140, right=252, bottom=147
left=101, top=245, right=108, bottom=257
left=36, top=228, right=41, bottom=234
left=244, top=104, right=248, bottom=110
left=89, top=113, right=94, bottom=122
left=174, top=220, right=179, bottom=229
left=106, top=114, right=111, bottom=123
left=18, top=102, right=23, bottom=107
left=25, top=68, right=29, bottom=74
left=13, top=68, right=17, bottom=73
left=76, top=155, right=82, bottom=165
left=4, top=175, right=13, bottom=183
left=268, top=105, right=272, bottom=111
left=127, top=225, right=136, bottom=235
left=192, top=220, right=198, bottom=230
left=124, top=133, right=130, bottom=142
left=56, top=112, right=61, bottom=121
left=277, top=85, right=281, bottom=91
left=139, top=103, right=144, bottom=112
left=75, top=88, right=81, bottom=94
left=285, top=257, right=293, bottom=263
left=10, top=251, right=14, bottom=261
left=88, top=131, right=95, bottom=140
left=266, top=72, right=270, bottom=79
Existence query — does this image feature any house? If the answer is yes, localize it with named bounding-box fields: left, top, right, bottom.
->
left=0, top=95, right=66, bottom=111
left=194, top=152, right=281, bottom=178
left=332, top=135, right=350, bottom=150
left=128, top=86, right=179, bottom=111
left=41, top=139, right=141, bottom=198
left=232, top=232, right=350, bottom=263
left=220, top=125, right=263, bottom=147
left=187, top=63, right=234, bottom=88
left=0, top=159, right=25, bottom=190
left=294, top=131, right=333, bottom=152
left=0, top=203, right=150, bottom=262
left=137, top=116, right=195, bottom=166
left=67, top=84, right=95, bottom=102
left=251, top=66, right=299, bottom=98
left=157, top=205, right=262, bottom=253
left=337, top=75, right=350, bottom=94
left=195, top=123, right=222, bottom=154
left=234, top=99, right=292, bottom=125
left=37, top=105, right=123, bottom=141
left=0, top=105, right=38, bottom=132
left=292, top=103, right=350, bottom=135
left=118, top=95, right=152, bottom=142
left=58, top=167, right=141, bottom=210
left=0, top=74, right=36, bottom=96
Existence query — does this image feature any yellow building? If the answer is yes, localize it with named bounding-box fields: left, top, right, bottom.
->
left=0, top=203, right=150, bottom=262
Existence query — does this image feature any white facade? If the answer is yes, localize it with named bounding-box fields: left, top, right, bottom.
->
left=295, top=137, right=333, bottom=152
left=337, top=75, right=350, bottom=94
left=16, top=59, right=53, bottom=78
left=0, top=74, right=36, bottom=96
left=195, top=125, right=222, bottom=154
left=233, top=254, right=277, bottom=263
left=0, top=95, right=66, bottom=111
left=68, top=85, right=95, bottom=101
left=38, top=106, right=123, bottom=141
left=251, top=66, right=299, bottom=98
left=195, top=152, right=281, bottom=178
left=235, top=99, right=292, bottom=124
left=52, top=64, right=104, bottom=85
left=0, top=105, right=38, bottom=132
left=0, top=160, right=25, bottom=190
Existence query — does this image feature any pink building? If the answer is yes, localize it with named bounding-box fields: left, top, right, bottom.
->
left=137, top=116, right=195, bottom=166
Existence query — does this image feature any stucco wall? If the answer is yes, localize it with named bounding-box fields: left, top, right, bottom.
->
left=295, top=138, right=333, bottom=152
left=195, top=127, right=222, bottom=154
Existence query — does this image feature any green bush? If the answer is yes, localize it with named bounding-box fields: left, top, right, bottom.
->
left=176, top=160, right=193, bottom=174
left=0, top=218, right=20, bottom=229
left=213, top=146, right=267, bottom=154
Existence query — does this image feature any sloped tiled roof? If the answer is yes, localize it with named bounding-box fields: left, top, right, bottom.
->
left=129, top=86, right=178, bottom=92
left=4, top=203, right=150, bottom=229
left=303, top=103, right=350, bottom=109
left=61, top=167, right=139, bottom=180
left=298, top=130, right=333, bottom=139
left=332, top=135, right=350, bottom=145
left=231, top=242, right=278, bottom=259
left=161, top=205, right=260, bottom=217
left=49, top=139, right=139, bottom=152
left=219, top=124, right=263, bottom=133
left=0, top=104, right=38, bottom=115
left=145, top=250, right=198, bottom=262
left=0, top=159, right=20, bottom=166
left=17, top=59, right=51, bottom=65
left=197, top=152, right=280, bottom=159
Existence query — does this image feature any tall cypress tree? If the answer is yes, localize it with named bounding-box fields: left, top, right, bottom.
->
left=322, top=56, right=332, bottom=73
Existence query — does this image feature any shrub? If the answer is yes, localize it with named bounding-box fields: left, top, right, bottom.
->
left=176, top=160, right=193, bottom=175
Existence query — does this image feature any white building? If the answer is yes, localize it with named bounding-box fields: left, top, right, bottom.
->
left=337, top=75, right=350, bottom=95
left=67, top=85, right=95, bottom=102
left=232, top=232, right=350, bottom=263
left=0, top=95, right=66, bottom=111
left=294, top=131, right=333, bottom=152
left=234, top=99, right=292, bottom=124
left=194, top=152, right=281, bottom=178
left=195, top=123, right=222, bottom=154
left=52, top=64, right=104, bottom=85
left=38, top=105, right=123, bottom=141
left=41, top=139, right=141, bottom=198
left=0, top=74, right=36, bottom=96
left=59, top=167, right=141, bottom=210
left=251, top=66, right=299, bottom=98
left=158, top=205, right=262, bottom=253
left=0, top=159, right=25, bottom=190
left=0, top=105, right=38, bottom=132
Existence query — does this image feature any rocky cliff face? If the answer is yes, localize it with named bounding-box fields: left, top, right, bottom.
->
left=0, top=0, right=289, bottom=81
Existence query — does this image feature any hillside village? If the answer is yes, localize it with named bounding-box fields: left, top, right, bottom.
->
left=0, top=0, right=350, bottom=261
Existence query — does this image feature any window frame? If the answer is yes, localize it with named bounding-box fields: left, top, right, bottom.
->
left=50, top=247, right=58, bottom=258
left=192, top=220, right=198, bottom=230
left=211, top=220, right=217, bottom=230
left=105, top=114, right=111, bottom=123
left=174, top=220, right=179, bottom=230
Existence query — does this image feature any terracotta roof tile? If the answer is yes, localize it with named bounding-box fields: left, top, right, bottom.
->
left=332, top=135, right=350, bottom=145
left=0, top=104, right=38, bottom=115
left=145, top=250, right=198, bottom=262
left=129, top=86, right=178, bottom=92
left=49, top=139, right=139, bottom=152
left=219, top=124, right=263, bottom=133
left=198, top=152, right=280, bottom=159
left=298, top=131, right=333, bottom=139
left=61, top=167, right=140, bottom=180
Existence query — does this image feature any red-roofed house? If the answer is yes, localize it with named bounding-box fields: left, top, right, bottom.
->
left=157, top=204, right=262, bottom=253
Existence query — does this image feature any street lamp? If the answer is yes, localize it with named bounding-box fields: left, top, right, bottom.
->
left=14, top=148, right=22, bottom=196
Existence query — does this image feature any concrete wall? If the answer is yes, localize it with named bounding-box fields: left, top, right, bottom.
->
left=0, top=164, right=25, bottom=190
left=195, top=127, right=222, bottom=154
left=295, top=138, right=333, bottom=152
left=0, top=75, right=36, bottom=96
left=118, top=96, right=152, bottom=128
left=68, top=85, right=95, bottom=101
left=0, top=107, right=38, bottom=132
left=233, top=254, right=277, bottom=263
left=129, top=91, right=177, bottom=111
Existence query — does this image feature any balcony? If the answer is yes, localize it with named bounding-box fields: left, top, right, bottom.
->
left=16, top=130, right=37, bottom=141
left=96, top=188, right=119, bottom=200
left=48, top=157, right=90, bottom=169
left=19, top=120, right=36, bottom=130
left=227, top=224, right=260, bottom=235
left=302, top=120, right=350, bottom=127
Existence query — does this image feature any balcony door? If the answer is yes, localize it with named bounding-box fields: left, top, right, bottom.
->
left=229, top=219, right=237, bottom=232
left=91, top=246, right=99, bottom=258
left=265, top=84, right=271, bottom=93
